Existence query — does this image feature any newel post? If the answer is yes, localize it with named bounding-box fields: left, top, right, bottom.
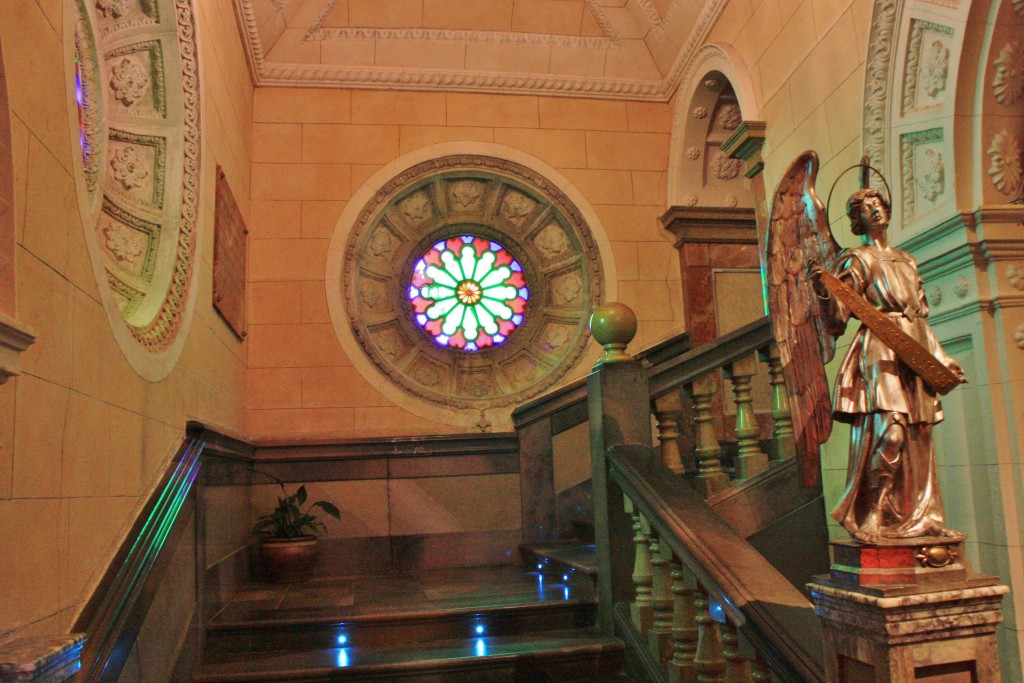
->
left=588, top=302, right=652, bottom=633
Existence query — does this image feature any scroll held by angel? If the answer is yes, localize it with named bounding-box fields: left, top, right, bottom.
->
left=766, top=152, right=966, bottom=545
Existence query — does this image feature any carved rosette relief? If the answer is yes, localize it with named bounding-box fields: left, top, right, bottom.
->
left=716, top=104, right=741, bottom=130
left=69, top=0, right=202, bottom=380
left=987, top=130, right=1023, bottom=195
left=927, top=284, right=942, bottom=307
left=682, top=193, right=698, bottom=206
left=533, top=223, right=571, bottom=260
left=692, top=106, right=708, bottom=119
left=501, top=190, right=535, bottom=223
left=1014, top=323, right=1024, bottom=349
left=993, top=41, right=1024, bottom=107
left=686, top=146, right=700, bottom=160
left=710, top=151, right=742, bottom=181
left=954, top=275, right=970, bottom=298
left=450, top=179, right=484, bottom=210
left=341, top=155, right=603, bottom=411
left=109, top=145, right=149, bottom=189
left=96, top=0, right=131, bottom=18
left=109, top=56, right=148, bottom=105
left=1008, top=263, right=1024, bottom=291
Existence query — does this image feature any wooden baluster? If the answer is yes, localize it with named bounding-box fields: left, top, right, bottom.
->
left=653, top=389, right=686, bottom=475
left=625, top=496, right=653, bottom=633
left=761, top=344, right=794, bottom=462
left=722, top=620, right=753, bottom=683
left=751, top=657, right=773, bottom=682
left=668, top=559, right=698, bottom=683
left=684, top=373, right=730, bottom=497
left=725, top=352, right=768, bottom=481
left=647, top=531, right=673, bottom=662
left=694, top=586, right=726, bottom=683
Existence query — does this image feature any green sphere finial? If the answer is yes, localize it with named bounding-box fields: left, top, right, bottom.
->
left=589, top=302, right=637, bottom=366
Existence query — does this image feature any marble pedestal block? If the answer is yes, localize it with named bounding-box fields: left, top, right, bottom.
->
left=0, top=634, right=85, bottom=682
left=809, top=540, right=1009, bottom=682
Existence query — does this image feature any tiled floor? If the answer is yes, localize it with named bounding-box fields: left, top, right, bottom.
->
left=210, top=564, right=594, bottom=627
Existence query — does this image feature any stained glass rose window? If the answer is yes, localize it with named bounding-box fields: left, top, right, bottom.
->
left=409, top=235, right=528, bottom=351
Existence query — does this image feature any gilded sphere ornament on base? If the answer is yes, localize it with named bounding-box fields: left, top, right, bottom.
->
left=589, top=302, right=637, bottom=366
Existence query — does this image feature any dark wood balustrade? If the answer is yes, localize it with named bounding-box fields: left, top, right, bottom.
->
left=571, top=315, right=826, bottom=682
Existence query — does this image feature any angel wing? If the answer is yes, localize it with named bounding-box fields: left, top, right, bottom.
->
left=766, top=151, right=841, bottom=488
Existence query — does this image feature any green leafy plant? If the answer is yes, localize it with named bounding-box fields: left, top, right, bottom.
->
left=252, top=476, right=341, bottom=538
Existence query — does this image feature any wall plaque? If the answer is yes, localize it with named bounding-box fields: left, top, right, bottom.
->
left=213, top=166, right=247, bottom=339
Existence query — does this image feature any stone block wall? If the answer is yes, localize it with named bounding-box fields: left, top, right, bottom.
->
left=0, top=0, right=251, bottom=646
left=246, top=89, right=685, bottom=439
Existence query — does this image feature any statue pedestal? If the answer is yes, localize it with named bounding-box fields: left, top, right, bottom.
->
left=809, top=539, right=1009, bottom=682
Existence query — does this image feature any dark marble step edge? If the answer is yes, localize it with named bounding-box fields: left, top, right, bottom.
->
left=193, top=631, right=623, bottom=682
left=207, top=596, right=598, bottom=632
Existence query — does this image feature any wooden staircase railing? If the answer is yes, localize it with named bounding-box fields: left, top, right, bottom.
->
left=579, top=314, right=826, bottom=682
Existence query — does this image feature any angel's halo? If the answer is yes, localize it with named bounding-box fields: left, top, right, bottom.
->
left=825, top=161, right=893, bottom=227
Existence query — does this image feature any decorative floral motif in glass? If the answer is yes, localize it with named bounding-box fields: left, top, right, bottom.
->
left=409, top=236, right=528, bottom=351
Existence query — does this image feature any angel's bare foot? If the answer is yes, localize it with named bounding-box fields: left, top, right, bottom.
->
left=940, top=528, right=964, bottom=539
left=855, top=525, right=879, bottom=544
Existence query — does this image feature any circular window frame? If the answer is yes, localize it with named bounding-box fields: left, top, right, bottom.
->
left=327, top=143, right=617, bottom=430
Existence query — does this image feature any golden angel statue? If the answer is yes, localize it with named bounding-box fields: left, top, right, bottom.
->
left=766, top=152, right=966, bottom=544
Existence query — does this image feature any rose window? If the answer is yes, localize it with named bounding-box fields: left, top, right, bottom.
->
left=410, top=236, right=528, bottom=351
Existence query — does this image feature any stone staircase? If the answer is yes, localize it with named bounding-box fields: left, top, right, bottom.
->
left=191, top=563, right=626, bottom=682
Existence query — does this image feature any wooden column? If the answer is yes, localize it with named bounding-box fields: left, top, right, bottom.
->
left=725, top=352, right=768, bottom=480
left=683, top=373, right=730, bottom=498
left=668, top=560, right=698, bottom=683
left=652, top=389, right=686, bottom=475
left=760, top=344, right=794, bottom=461
left=625, top=496, right=653, bottom=633
left=588, top=347, right=652, bottom=633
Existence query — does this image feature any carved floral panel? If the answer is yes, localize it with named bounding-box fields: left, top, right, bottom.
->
left=69, top=0, right=201, bottom=380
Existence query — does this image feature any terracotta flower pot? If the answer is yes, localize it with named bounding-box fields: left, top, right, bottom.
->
left=256, top=535, right=319, bottom=583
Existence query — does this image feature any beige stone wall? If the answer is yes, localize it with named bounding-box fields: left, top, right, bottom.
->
left=247, top=90, right=684, bottom=439
left=0, top=0, right=251, bottom=642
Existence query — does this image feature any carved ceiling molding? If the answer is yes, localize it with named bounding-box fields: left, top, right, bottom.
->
left=232, top=0, right=727, bottom=102
left=311, top=27, right=617, bottom=49
left=67, top=0, right=202, bottom=380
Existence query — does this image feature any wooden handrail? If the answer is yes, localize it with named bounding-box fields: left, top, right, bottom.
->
left=649, top=317, right=772, bottom=400
left=74, top=435, right=206, bottom=682
left=512, top=330, right=690, bottom=430
left=607, top=444, right=824, bottom=682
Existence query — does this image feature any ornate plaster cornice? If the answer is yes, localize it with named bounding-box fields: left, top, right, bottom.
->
left=312, top=27, right=617, bottom=49
left=257, top=64, right=666, bottom=100
left=232, top=0, right=729, bottom=102
left=862, top=0, right=899, bottom=171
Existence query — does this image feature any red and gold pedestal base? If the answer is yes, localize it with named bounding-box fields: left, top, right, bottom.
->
left=809, top=539, right=1009, bottom=682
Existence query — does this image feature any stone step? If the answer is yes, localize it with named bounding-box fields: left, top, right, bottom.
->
left=192, top=629, right=625, bottom=682
left=205, top=594, right=598, bottom=658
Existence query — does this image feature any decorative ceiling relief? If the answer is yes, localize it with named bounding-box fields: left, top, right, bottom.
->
left=68, top=0, right=202, bottom=380
left=233, top=0, right=730, bottom=100
left=900, top=127, right=946, bottom=222
left=902, top=19, right=954, bottom=115
left=337, top=155, right=604, bottom=415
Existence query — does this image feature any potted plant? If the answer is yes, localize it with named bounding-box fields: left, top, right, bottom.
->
left=252, top=476, right=341, bottom=583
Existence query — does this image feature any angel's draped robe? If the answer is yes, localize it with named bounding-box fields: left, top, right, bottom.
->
left=829, top=244, right=958, bottom=539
